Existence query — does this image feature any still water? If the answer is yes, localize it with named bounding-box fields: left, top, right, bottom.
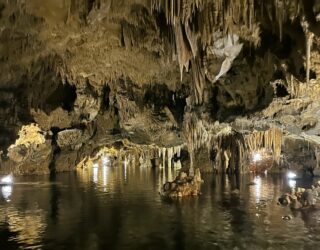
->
left=0, top=164, right=319, bottom=250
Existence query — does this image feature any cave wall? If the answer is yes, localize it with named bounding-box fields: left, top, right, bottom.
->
left=1, top=0, right=320, bottom=174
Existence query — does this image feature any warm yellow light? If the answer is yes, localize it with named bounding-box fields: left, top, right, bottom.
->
left=252, top=152, right=262, bottom=162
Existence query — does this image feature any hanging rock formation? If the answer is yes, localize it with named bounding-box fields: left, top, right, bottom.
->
left=1, top=0, right=320, bottom=174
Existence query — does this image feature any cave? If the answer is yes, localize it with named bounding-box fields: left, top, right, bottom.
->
left=45, top=81, right=77, bottom=113
left=1, top=0, right=320, bottom=249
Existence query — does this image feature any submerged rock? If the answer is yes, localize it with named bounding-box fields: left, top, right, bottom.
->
left=278, top=181, right=320, bottom=210
left=160, top=168, right=203, bottom=198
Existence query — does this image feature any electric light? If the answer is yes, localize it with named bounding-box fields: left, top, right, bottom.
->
left=1, top=175, right=13, bottom=184
left=287, top=172, right=297, bottom=179
left=252, top=152, right=262, bottom=162
left=288, top=179, right=296, bottom=188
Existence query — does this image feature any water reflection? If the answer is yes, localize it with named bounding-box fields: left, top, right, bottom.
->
left=254, top=176, right=262, bottom=203
left=289, top=179, right=297, bottom=188
left=1, top=206, right=46, bottom=249
left=1, top=165, right=320, bottom=249
left=1, top=185, right=12, bottom=201
left=93, top=165, right=99, bottom=184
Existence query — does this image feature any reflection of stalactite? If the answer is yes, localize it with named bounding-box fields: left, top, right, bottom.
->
left=6, top=207, right=46, bottom=247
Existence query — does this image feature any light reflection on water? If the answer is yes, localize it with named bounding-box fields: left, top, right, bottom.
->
left=0, top=166, right=320, bottom=249
left=1, top=185, right=12, bottom=201
left=254, top=176, right=262, bottom=203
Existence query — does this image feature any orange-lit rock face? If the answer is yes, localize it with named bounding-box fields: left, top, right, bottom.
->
left=0, top=0, right=320, bottom=174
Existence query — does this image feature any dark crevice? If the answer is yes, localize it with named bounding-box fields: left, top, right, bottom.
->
left=0, top=126, right=17, bottom=153
left=102, top=84, right=111, bottom=111
left=143, top=84, right=188, bottom=124
left=275, top=84, right=289, bottom=97
left=45, top=82, right=77, bottom=113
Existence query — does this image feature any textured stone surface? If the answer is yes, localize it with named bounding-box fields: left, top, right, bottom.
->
left=1, top=1, right=320, bottom=174
left=6, top=124, right=53, bottom=174
left=56, top=129, right=83, bottom=149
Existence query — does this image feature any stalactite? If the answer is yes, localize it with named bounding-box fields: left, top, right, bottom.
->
left=245, top=127, right=283, bottom=164
left=191, top=58, right=205, bottom=104
left=306, top=32, right=314, bottom=84
left=174, top=21, right=191, bottom=81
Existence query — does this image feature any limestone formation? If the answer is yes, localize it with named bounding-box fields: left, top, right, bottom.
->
left=0, top=1, right=320, bottom=175
left=160, top=169, right=203, bottom=198
left=6, top=124, right=52, bottom=175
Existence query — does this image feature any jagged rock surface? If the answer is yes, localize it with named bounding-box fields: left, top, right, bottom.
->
left=1, top=0, right=320, bottom=174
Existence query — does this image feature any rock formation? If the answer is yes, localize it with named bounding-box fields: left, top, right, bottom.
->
left=160, top=168, right=203, bottom=198
left=0, top=0, right=320, bottom=174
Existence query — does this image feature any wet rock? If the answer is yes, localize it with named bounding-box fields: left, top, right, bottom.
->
left=278, top=181, right=320, bottom=211
left=278, top=194, right=292, bottom=206
left=54, top=151, right=79, bottom=172
left=301, top=189, right=316, bottom=206
left=160, top=168, right=203, bottom=198
left=290, top=199, right=303, bottom=210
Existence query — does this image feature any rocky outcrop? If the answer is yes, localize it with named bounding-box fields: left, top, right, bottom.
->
left=56, top=129, right=85, bottom=149
left=6, top=124, right=52, bottom=175
left=1, top=1, right=320, bottom=175
left=160, top=169, right=203, bottom=198
left=278, top=181, right=320, bottom=210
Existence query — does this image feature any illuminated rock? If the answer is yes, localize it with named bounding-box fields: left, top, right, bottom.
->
left=160, top=169, right=203, bottom=198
